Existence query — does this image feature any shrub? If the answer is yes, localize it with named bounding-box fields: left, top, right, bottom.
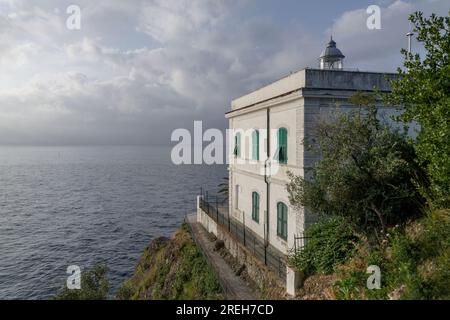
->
left=289, top=216, right=359, bottom=275
left=54, top=263, right=109, bottom=300
left=116, top=224, right=222, bottom=300
left=287, top=92, right=425, bottom=240
left=390, top=209, right=450, bottom=299
left=334, top=209, right=450, bottom=300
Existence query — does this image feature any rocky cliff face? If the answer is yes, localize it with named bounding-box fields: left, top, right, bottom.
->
left=116, top=224, right=223, bottom=300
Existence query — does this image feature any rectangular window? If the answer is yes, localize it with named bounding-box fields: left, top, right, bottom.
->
left=252, top=192, right=259, bottom=223
left=274, top=128, right=288, bottom=164
left=252, top=130, right=259, bottom=161
left=234, top=133, right=241, bottom=158
left=277, top=202, right=288, bottom=240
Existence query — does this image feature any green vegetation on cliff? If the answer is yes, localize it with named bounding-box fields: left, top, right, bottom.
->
left=117, top=224, right=223, bottom=300
left=287, top=11, right=450, bottom=300
left=54, top=263, right=109, bottom=300
left=334, top=209, right=450, bottom=300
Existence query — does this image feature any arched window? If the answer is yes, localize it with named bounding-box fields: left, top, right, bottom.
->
left=277, top=202, right=288, bottom=240
left=275, top=128, right=288, bottom=164
left=252, top=129, right=259, bottom=161
left=252, top=192, right=260, bottom=223
left=234, top=132, right=241, bottom=158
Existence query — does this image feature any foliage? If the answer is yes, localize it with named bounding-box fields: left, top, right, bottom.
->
left=334, top=209, right=450, bottom=300
left=117, top=224, right=222, bottom=300
left=289, top=216, right=359, bottom=275
left=54, top=263, right=109, bottom=300
left=287, top=92, right=425, bottom=239
left=387, top=11, right=450, bottom=207
left=218, top=176, right=229, bottom=199
left=290, top=11, right=450, bottom=300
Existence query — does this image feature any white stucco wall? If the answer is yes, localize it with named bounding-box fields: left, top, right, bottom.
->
left=227, top=69, right=398, bottom=256
left=228, top=94, right=305, bottom=254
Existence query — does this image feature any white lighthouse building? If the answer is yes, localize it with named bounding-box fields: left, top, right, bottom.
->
left=197, top=37, right=398, bottom=295
left=226, top=38, right=396, bottom=254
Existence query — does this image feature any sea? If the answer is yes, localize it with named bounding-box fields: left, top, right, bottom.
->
left=0, top=146, right=227, bottom=299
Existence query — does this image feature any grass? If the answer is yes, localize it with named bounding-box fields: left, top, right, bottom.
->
left=116, top=224, right=223, bottom=300
left=334, top=209, right=450, bottom=300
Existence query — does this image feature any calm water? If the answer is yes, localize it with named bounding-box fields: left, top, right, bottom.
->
left=0, top=146, right=226, bottom=299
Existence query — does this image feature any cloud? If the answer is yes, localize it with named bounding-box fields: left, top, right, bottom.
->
left=137, top=0, right=238, bottom=43
left=330, top=0, right=449, bottom=71
left=0, top=0, right=447, bottom=145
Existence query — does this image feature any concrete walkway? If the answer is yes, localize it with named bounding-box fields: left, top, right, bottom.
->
left=186, top=214, right=256, bottom=300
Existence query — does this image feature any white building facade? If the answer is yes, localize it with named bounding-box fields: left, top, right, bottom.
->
left=194, top=38, right=402, bottom=295
left=227, top=53, right=396, bottom=255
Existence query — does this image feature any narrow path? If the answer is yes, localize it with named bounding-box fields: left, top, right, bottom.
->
left=186, top=214, right=256, bottom=300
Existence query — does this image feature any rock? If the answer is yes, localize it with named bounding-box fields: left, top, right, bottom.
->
left=236, top=264, right=246, bottom=277
left=147, top=237, right=169, bottom=251
left=389, top=285, right=406, bottom=300
left=214, top=240, right=225, bottom=251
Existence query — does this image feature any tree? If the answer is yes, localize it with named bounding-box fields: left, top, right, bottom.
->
left=217, top=176, right=229, bottom=199
left=54, top=263, right=109, bottom=300
left=287, top=92, right=425, bottom=240
left=387, top=11, right=450, bottom=207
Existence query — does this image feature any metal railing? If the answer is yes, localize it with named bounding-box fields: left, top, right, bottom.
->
left=293, top=235, right=311, bottom=255
left=199, top=191, right=287, bottom=280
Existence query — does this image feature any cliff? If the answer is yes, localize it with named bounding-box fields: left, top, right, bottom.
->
left=116, top=224, right=223, bottom=300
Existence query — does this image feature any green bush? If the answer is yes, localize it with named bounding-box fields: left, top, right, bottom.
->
left=116, top=224, right=222, bottom=300
left=334, top=209, right=450, bottom=300
left=54, top=263, right=109, bottom=300
left=389, top=209, right=450, bottom=299
left=287, top=92, right=425, bottom=240
left=289, top=216, right=359, bottom=275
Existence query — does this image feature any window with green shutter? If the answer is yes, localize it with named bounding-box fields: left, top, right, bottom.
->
left=252, top=192, right=260, bottom=223
left=277, top=202, right=288, bottom=240
left=234, top=132, right=241, bottom=158
left=252, top=130, right=259, bottom=161
left=274, top=128, right=288, bottom=164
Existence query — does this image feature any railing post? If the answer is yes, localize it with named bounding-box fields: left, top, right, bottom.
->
left=264, top=224, right=267, bottom=265
left=278, top=256, right=282, bottom=277
left=228, top=207, right=231, bottom=231
left=243, top=211, right=246, bottom=247
left=216, top=196, right=219, bottom=222
left=294, top=235, right=297, bottom=255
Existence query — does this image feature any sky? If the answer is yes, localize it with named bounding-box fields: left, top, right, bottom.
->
left=0, top=0, right=448, bottom=146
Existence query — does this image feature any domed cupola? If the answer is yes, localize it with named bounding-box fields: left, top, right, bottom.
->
left=319, top=36, right=345, bottom=70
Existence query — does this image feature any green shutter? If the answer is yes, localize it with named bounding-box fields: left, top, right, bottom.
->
left=277, top=128, right=288, bottom=164
left=235, top=133, right=241, bottom=157
left=277, top=203, right=281, bottom=236
left=252, top=192, right=255, bottom=220
left=252, top=192, right=259, bottom=222
left=277, top=202, right=288, bottom=240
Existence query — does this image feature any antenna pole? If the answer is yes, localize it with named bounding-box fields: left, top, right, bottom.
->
left=406, top=32, right=414, bottom=55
